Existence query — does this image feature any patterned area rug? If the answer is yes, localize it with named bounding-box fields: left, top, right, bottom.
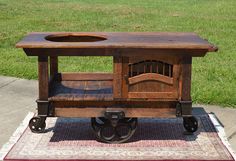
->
left=3, top=114, right=235, bottom=161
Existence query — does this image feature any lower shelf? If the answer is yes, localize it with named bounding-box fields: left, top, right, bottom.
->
left=49, top=80, right=113, bottom=101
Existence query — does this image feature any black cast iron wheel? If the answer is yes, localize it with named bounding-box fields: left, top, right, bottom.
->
left=91, top=117, right=138, bottom=144
left=183, top=116, right=198, bottom=133
left=29, top=116, right=46, bottom=133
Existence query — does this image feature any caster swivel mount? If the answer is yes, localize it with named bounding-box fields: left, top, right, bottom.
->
left=91, top=111, right=138, bottom=144
left=29, top=116, right=46, bottom=133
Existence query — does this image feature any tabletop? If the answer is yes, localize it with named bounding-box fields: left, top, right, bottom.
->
left=16, top=32, right=218, bottom=56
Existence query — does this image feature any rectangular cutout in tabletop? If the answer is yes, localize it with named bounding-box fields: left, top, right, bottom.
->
left=49, top=80, right=113, bottom=101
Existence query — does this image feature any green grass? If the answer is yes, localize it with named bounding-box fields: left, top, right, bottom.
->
left=0, top=0, right=235, bottom=107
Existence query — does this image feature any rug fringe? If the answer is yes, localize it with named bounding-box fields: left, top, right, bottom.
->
left=1, top=112, right=235, bottom=161
left=209, top=113, right=236, bottom=160
left=0, top=112, right=34, bottom=161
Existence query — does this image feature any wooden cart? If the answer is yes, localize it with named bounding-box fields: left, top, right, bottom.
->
left=16, top=32, right=217, bottom=143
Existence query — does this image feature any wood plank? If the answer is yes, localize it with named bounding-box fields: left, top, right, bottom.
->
left=113, top=56, right=122, bottom=98
left=172, top=63, right=181, bottom=99
left=129, top=81, right=174, bottom=93
left=129, top=53, right=179, bottom=64
left=84, top=81, right=101, bottom=101
left=71, top=80, right=85, bottom=101
left=128, top=92, right=178, bottom=99
left=49, top=80, right=113, bottom=101
left=23, top=48, right=209, bottom=57
left=50, top=56, right=58, bottom=77
left=180, top=56, right=192, bottom=101
left=128, top=73, right=173, bottom=85
left=59, top=72, right=113, bottom=81
left=98, top=80, right=113, bottom=101
left=52, top=100, right=177, bottom=108
left=179, top=56, right=192, bottom=115
left=122, top=57, right=129, bottom=98
left=38, top=56, right=49, bottom=100
left=54, top=107, right=176, bottom=118
left=17, top=32, right=218, bottom=54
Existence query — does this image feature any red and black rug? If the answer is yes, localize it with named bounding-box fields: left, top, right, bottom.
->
left=2, top=113, right=235, bottom=161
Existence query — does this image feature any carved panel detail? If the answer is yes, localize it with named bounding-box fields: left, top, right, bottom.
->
left=128, top=60, right=173, bottom=78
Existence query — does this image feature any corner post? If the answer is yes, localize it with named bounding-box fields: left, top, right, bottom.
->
left=179, top=56, right=192, bottom=116
left=37, top=56, right=49, bottom=116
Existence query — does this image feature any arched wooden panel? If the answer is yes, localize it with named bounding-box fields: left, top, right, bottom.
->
left=129, top=80, right=175, bottom=93
left=128, top=73, right=173, bottom=85
left=127, top=58, right=179, bottom=99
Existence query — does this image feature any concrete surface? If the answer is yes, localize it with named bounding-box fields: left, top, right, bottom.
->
left=0, top=75, right=235, bottom=151
left=0, top=76, right=36, bottom=147
left=203, top=105, right=236, bottom=150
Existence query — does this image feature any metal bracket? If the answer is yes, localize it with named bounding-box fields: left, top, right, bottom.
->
left=178, top=100, right=192, bottom=116
left=104, top=111, right=125, bottom=127
left=36, top=100, right=49, bottom=117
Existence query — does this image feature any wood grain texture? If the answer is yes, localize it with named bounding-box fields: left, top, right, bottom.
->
left=129, top=55, right=179, bottom=66
left=38, top=56, right=49, bottom=100
left=113, top=56, right=122, bottom=99
left=122, top=57, right=129, bottom=98
left=51, top=100, right=177, bottom=108
left=129, top=81, right=175, bottom=93
left=23, top=48, right=212, bottom=57
left=50, top=56, right=58, bottom=77
left=59, top=72, right=113, bottom=81
left=54, top=107, right=176, bottom=118
left=180, top=56, right=192, bottom=101
left=128, top=92, right=178, bottom=99
left=17, top=32, right=218, bottom=119
left=16, top=32, right=218, bottom=52
left=128, top=73, right=173, bottom=85
left=49, top=80, right=113, bottom=101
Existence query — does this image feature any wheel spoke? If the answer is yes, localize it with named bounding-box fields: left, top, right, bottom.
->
left=99, top=126, right=116, bottom=141
left=91, top=118, right=105, bottom=132
left=115, top=124, right=132, bottom=139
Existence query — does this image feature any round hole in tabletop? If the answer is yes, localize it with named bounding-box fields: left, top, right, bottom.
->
left=45, top=34, right=107, bottom=42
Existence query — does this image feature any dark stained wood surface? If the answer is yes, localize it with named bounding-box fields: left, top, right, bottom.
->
left=54, top=107, right=176, bottom=118
left=59, top=72, right=113, bottom=81
left=17, top=32, right=218, bottom=119
left=122, top=57, right=129, bottom=99
left=113, top=56, right=122, bottom=99
left=128, top=73, right=173, bottom=85
left=50, top=56, right=58, bottom=78
left=38, top=56, right=49, bottom=100
left=128, top=92, right=178, bottom=99
left=180, top=56, right=192, bottom=101
left=51, top=100, right=178, bottom=107
left=49, top=80, right=113, bottom=101
left=16, top=32, right=218, bottom=55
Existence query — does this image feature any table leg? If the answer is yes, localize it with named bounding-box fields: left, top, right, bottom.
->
left=28, top=56, right=49, bottom=133
left=180, top=56, right=192, bottom=116
left=180, top=56, right=198, bottom=133
left=37, top=56, right=49, bottom=116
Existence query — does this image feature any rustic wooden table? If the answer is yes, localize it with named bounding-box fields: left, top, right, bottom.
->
left=16, top=32, right=217, bottom=143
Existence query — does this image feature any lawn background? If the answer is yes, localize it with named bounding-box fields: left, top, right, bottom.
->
left=0, top=0, right=235, bottom=107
